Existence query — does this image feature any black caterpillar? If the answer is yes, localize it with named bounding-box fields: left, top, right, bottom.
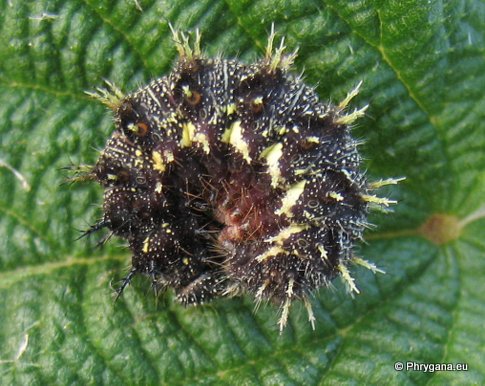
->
left=79, top=27, right=400, bottom=331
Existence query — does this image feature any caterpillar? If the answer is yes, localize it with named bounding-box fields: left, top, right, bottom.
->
left=78, top=26, right=401, bottom=332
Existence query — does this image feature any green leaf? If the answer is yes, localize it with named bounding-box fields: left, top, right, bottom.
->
left=1, top=0, right=484, bottom=384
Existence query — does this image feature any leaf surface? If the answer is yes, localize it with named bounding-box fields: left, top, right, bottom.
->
left=1, top=0, right=484, bottom=384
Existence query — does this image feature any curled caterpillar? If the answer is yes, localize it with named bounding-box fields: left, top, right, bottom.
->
left=80, top=26, right=401, bottom=332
